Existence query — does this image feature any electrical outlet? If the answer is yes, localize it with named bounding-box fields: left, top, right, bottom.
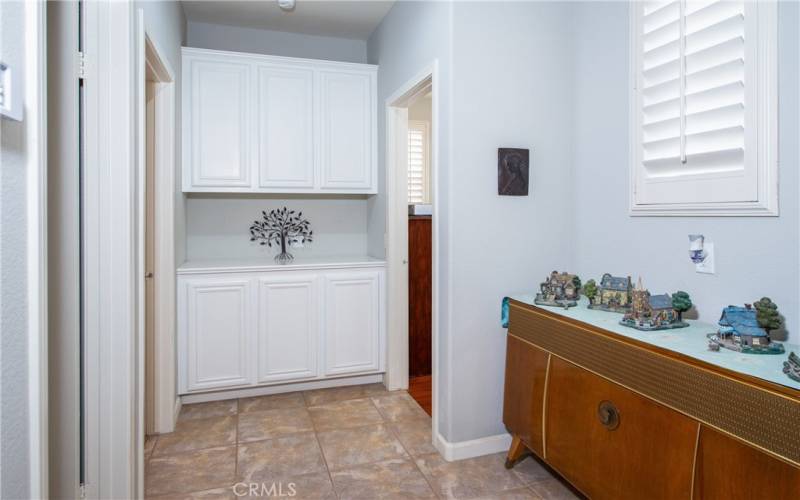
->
left=0, top=61, right=22, bottom=121
left=696, top=243, right=715, bottom=274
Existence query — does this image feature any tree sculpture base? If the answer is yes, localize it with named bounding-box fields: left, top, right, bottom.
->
left=274, top=251, right=294, bottom=264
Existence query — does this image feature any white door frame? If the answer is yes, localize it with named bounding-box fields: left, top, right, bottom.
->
left=384, top=61, right=440, bottom=444
left=140, top=22, right=178, bottom=437
left=82, top=2, right=138, bottom=497
left=24, top=0, right=48, bottom=496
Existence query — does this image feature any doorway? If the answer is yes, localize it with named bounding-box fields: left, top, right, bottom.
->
left=385, top=62, right=439, bottom=437
left=139, top=32, right=178, bottom=444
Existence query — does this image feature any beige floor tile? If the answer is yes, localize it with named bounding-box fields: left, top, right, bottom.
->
left=414, top=452, right=524, bottom=499
left=237, top=433, right=326, bottom=482
left=308, top=398, right=384, bottom=431
left=317, top=424, right=407, bottom=471
left=178, top=400, right=238, bottom=422
left=238, top=407, right=314, bottom=443
left=469, top=487, right=543, bottom=499
left=527, top=479, right=582, bottom=500
left=303, top=383, right=388, bottom=406
left=331, top=457, right=436, bottom=499
left=371, top=392, right=429, bottom=422
left=510, top=456, right=556, bottom=485
left=235, top=471, right=336, bottom=500
left=145, top=435, right=158, bottom=460
left=388, top=417, right=437, bottom=457
left=147, top=485, right=236, bottom=499
left=145, top=446, right=236, bottom=497
left=154, top=416, right=237, bottom=457
left=238, top=391, right=305, bottom=413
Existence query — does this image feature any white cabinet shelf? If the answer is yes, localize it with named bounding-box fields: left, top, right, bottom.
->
left=182, top=48, right=378, bottom=194
left=177, top=257, right=385, bottom=394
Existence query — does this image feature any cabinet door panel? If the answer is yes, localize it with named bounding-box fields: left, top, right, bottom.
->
left=256, top=66, right=314, bottom=188
left=188, top=59, right=251, bottom=188
left=318, top=71, right=373, bottom=190
left=324, top=272, right=381, bottom=375
left=503, top=335, right=549, bottom=457
left=257, top=275, right=318, bottom=383
left=185, top=278, right=252, bottom=391
left=546, top=357, right=696, bottom=500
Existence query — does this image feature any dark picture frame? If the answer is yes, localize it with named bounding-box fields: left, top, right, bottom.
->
left=498, top=148, right=530, bottom=196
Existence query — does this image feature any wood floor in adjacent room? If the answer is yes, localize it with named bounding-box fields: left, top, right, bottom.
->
left=409, top=375, right=432, bottom=416
left=144, top=383, right=578, bottom=499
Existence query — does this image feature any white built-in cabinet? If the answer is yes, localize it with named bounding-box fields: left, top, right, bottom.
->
left=182, top=48, right=378, bottom=194
left=177, top=260, right=385, bottom=394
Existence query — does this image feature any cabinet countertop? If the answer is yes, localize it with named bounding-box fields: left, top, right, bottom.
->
left=177, top=255, right=386, bottom=275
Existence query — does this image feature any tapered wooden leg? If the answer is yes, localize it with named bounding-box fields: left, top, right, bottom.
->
left=505, top=435, right=528, bottom=469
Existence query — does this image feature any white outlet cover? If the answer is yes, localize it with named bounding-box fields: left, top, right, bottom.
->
left=0, top=61, right=22, bottom=122
left=696, top=242, right=715, bottom=274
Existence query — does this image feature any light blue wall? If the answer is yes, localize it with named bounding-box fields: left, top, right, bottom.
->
left=448, top=0, right=575, bottom=442
left=187, top=21, right=368, bottom=63
left=367, top=0, right=456, bottom=440
left=368, top=0, right=575, bottom=443
left=571, top=1, right=800, bottom=342
left=1, top=2, right=30, bottom=496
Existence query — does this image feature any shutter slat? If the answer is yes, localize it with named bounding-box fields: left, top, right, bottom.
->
left=644, top=1, right=680, bottom=34
left=686, top=80, right=743, bottom=114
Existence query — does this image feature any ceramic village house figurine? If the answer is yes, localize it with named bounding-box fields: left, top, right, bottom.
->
left=535, top=271, right=581, bottom=309
left=619, top=278, right=690, bottom=331
left=586, top=273, right=633, bottom=313
left=784, top=352, right=800, bottom=382
left=707, top=299, right=786, bottom=354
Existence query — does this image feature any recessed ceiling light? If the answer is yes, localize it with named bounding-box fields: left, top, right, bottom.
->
left=278, top=0, right=296, bottom=12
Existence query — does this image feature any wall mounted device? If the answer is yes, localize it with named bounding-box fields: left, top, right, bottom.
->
left=0, top=61, right=22, bottom=121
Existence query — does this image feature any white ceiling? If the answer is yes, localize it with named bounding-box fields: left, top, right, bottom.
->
left=182, top=1, right=395, bottom=40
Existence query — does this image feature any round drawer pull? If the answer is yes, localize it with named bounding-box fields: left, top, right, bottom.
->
left=597, top=400, right=620, bottom=430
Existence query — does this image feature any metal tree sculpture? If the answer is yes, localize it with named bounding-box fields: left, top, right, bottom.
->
left=249, top=207, right=313, bottom=264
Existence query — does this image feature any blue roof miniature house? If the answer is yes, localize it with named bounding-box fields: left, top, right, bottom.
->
left=718, top=305, right=768, bottom=345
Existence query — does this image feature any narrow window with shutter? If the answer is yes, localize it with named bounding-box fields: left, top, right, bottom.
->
left=408, top=120, right=430, bottom=204
left=630, top=0, right=777, bottom=215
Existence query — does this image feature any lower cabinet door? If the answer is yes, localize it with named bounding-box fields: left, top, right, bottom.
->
left=323, top=271, right=383, bottom=375
left=545, top=357, right=697, bottom=500
left=184, top=277, right=253, bottom=391
left=257, top=275, right=319, bottom=383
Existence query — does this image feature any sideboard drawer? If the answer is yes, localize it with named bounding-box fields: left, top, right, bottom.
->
left=545, top=357, right=697, bottom=500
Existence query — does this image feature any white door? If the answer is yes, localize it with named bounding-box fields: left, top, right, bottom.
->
left=186, top=58, right=251, bottom=188
left=318, top=70, right=374, bottom=190
left=257, top=275, right=319, bottom=383
left=184, top=277, right=252, bottom=391
left=323, top=271, right=382, bottom=375
left=256, top=66, right=315, bottom=189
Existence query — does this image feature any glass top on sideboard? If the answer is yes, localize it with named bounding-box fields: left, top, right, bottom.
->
left=509, top=295, right=800, bottom=392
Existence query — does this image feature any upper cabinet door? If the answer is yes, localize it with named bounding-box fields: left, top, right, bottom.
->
left=256, top=66, right=315, bottom=189
left=318, top=70, right=375, bottom=191
left=185, top=57, right=251, bottom=189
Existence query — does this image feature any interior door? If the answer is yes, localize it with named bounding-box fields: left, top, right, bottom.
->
left=256, top=65, right=315, bottom=189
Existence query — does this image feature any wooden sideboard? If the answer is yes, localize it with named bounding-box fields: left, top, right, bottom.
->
left=503, top=299, right=800, bottom=500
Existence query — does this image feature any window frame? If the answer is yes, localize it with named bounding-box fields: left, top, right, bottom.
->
left=628, top=0, right=778, bottom=216
left=407, top=119, right=431, bottom=205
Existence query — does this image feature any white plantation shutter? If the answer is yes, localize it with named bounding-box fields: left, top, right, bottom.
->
left=408, top=120, right=430, bottom=204
left=631, top=0, right=777, bottom=215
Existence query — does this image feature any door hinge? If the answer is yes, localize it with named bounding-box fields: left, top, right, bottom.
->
left=76, top=51, right=86, bottom=80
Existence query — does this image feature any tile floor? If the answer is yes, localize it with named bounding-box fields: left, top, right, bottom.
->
left=145, top=383, right=580, bottom=499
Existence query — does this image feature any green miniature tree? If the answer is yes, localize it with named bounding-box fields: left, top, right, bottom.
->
left=572, top=276, right=582, bottom=293
left=584, top=279, right=598, bottom=305
left=754, top=297, right=783, bottom=335
left=671, top=291, right=692, bottom=322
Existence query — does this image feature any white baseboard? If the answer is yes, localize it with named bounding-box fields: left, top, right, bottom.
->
left=173, top=397, right=182, bottom=424
left=180, top=374, right=384, bottom=404
left=434, top=431, right=512, bottom=462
